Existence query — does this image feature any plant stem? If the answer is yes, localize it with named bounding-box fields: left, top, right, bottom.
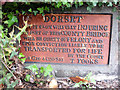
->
left=1, top=47, right=7, bottom=64
left=1, top=59, right=17, bottom=79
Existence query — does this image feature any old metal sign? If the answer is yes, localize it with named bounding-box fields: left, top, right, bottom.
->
left=19, top=14, right=112, bottom=65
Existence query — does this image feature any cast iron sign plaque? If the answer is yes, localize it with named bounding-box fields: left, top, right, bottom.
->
left=19, top=14, right=112, bottom=65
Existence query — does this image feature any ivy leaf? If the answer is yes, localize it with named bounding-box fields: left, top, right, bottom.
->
left=7, top=13, right=13, bottom=19
left=45, top=6, right=49, bottom=12
left=10, top=51, right=18, bottom=59
left=2, top=39, right=9, bottom=46
left=6, top=73, right=13, bottom=80
left=0, top=78, right=4, bottom=84
left=25, top=74, right=30, bottom=82
left=3, top=13, right=7, bottom=15
left=79, top=2, right=83, bottom=6
left=4, top=28, right=8, bottom=35
left=112, top=7, right=116, bottom=12
left=26, top=64, right=38, bottom=72
left=1, top=32, right=5, bottom=38
left=92, top=2, right=97, bottom=6
left=0, top=48, right=2, bottom=56
left=37, top=8, right=44, bottom=14
left=18, top=53, right=26, bottom=63
left=44, top=68, right=50, bottom=77
left=11, top=15, right=18, bottom=22
left=63, top=2, right=67, bottom=5
left=4, top=20, right=8, bottom=24
left=11, top=80, right=18, bottom=88
left=50, top=75, right=53, bottom=78
left=87, top=6, right=92, bottom=12
left=16, top=10, right=19, bottom=14
left=113, top=0, right=118, bottom=5
left=44, top=65, right=53, bottom=77
left=56, top=2, right=62, bottom=8
left=8, top=14, right=18, bottom=23
left=0, top=25, right=3, bottom=30
left=33, top=10, right=38, bottom=16
left=40, top=67, right=44, bottom=73
left=46, top=65, right=53, bottom=72
left=20, top=58, right=26, bottom=63
left=22, top=10, right=25, bottom=15
left=0, top=10, right=2, bottom=19
left=28, top=8, right=32, bottom=12
left=18, top=53, right=25, bottom=58
left=5, top=79, right=10, bottom=87
left=75, top=1, right=78, bottom=8
left=98, top=2, right=103, bottom=7
left=107, top=2, right=113, bottom=7
left=68, top=0, right=73, bottom=3
left=103, top=0, right=108, bottom=3
left=40, top=65, right=53, bottom=77
left=66, top=3, right=71, bottom=7
left=73, top=83, right=80, bottom=87
left=5, top=14, right=18, bottom=27
left=13, top=2, right=18, bottom=7
left=37, top=75, right=40, bottom=78
left=25, top=2, right=30, bottom=5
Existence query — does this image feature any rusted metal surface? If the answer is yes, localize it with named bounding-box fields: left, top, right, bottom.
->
left=19, top=14, right=112, bottom=65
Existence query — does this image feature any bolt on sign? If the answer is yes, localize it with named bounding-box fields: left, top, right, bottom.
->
left=19, top=14, right=112, bottom=65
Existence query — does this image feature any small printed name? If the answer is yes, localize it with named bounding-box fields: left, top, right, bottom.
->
left=26, top=56, right=64, bottom=62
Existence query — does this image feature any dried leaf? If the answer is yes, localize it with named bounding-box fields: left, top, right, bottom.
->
left=49, top=78, right=58, bottom=88
left=70, top=76, right=89, bottom=83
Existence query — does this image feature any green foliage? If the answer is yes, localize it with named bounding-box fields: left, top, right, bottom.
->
left=25, top=74, right=31, bottom=82
left=73, top=72, right=96, bottom=88
left=2, top=2, right=119, bottom=19
left=10, top=51, right=18, bottom=59
left=37, top=7, right=44, bottom=14
left=107, top=2, right=113, bottom=7
left=18, top=53, right=26, bottom=63
left=0, top=4, right=30, bottom=88
left=0, top=73, right=18, bottom=88
left=26, top=64, right=39, bottom=73
left=0, top=25, right=3, bottom=30
left=26, top=64, right=53, bottom=78
left=74, top=81, right=86, bottom=88
left=28, top=8, right=32, bottom=12
left=0, top=10, right=2, bottom=19
left=25, top=64, right=53, bottom=83
left=0, top=19, right=29, bottom=63
left=4, top=13, right=18, bottom=28
left=40, top=65, right=53, bottom=77
left=86, top=2, right=95, bottom=12
left=33, top=10, right=38, bottom=16
left=22, top=10, right=25, bottom=15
